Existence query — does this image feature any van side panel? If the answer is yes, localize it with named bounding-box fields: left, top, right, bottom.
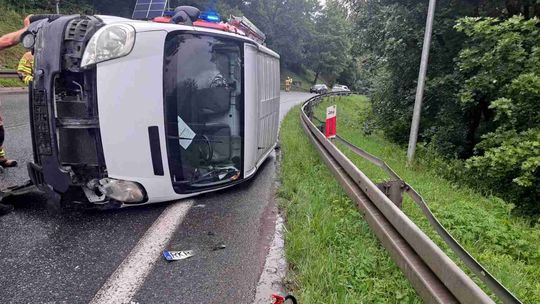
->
left=256, top=51, right=280, bottom=162
left=96, top=31, right=179, bottom=203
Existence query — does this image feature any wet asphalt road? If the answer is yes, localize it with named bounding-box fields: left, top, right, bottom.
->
left=0, top=91, right=313, bottom=304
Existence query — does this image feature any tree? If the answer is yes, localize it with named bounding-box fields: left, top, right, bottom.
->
left=306, top=0, right=352, bottom=85
left=240, top=0, right=319, bottom=70
left=459, top=16, right=540, bottom=211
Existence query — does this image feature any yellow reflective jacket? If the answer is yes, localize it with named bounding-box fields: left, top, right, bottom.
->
left=17, top=52, right=34, bottom=85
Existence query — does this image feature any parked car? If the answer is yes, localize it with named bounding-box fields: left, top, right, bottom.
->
left=332, top=84, right=350, bottom=92
left=310, top=84, right=328, bottom=94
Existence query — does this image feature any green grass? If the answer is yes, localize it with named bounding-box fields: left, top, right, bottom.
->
left=0, top=78, right=23, bottom=87
left=310, top=95, right=540, bottom=303
left=0, top=8, right=26, bottom=88
left=279, top=106, right=421, bottom=303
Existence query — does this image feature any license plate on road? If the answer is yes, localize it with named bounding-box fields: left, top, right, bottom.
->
left=163, top=250, right=194, bottom=261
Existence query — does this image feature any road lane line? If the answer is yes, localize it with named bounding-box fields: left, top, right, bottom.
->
left=90, top=200, right=194, bottom=304
left=253, top=214, right=287, bottom=304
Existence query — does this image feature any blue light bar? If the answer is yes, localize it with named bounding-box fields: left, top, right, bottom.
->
left=200, top=10, right=221, bottom=22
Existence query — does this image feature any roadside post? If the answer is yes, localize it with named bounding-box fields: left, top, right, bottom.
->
left=406, top=0, right=437, bottom=164
left=325, top=105, right=337, bottom=139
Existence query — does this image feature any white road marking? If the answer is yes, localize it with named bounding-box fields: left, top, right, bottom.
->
left=90, top=200, right=194, bottom=304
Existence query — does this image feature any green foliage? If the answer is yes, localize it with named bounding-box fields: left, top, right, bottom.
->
left=349, top=0, right=467, bottom=145
left=0, top=8, right=26, bottom=70
left=454, top=16, right=540, bottom=211
left=239, top=0, right=320, bottom=70
left=347, top=0, right=540, bottom=212
left=305, top=1, right=352, bottom=85
left=1, top=0, right=93, bottom=14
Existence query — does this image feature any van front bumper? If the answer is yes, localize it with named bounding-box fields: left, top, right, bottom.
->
left=28, top=15, right=107, bottom=200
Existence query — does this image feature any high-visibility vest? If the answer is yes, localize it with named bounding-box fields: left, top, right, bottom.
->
left=17, top=52, right=34, bottom=85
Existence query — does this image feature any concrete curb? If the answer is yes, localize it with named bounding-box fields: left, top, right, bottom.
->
left=0, top=87, right=28, bottom=96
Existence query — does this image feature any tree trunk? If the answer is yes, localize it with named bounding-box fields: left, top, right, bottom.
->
left=464, top=106, right=482, bottom=158
left=524, top=0, right=531, bottom=18
left=505, top=0, right=522, bottom=16
left=312, top=70, right=320, bottom=85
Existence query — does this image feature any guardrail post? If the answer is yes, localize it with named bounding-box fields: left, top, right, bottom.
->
left=376, top=180, right=405, bottom=209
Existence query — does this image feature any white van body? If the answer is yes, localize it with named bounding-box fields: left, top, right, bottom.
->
left=27, top=15, right=280, bottom=207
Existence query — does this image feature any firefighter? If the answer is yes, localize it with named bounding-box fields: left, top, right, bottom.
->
left=285, top=76, right=293, bottom=92
left=17, top=51, right=34, bottom=85
left=0, top=16, right=30, bottom=216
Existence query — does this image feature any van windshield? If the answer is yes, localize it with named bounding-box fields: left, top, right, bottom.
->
left=163, top=33, right=243, bottom=193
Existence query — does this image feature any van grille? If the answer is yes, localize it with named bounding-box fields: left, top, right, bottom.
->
left=32, top=90, right=53, bottom=156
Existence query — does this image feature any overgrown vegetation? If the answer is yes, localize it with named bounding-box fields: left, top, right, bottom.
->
left=310, top=95, right=540, bottom=302
left=279, top=104, right=420, bottom=303
left=347, top=0, right=540, bottom=213
left=0, top=8, right=26, bottom=87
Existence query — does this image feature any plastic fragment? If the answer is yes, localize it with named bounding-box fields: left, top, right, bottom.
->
left=212, top=244, right=226, bottom=251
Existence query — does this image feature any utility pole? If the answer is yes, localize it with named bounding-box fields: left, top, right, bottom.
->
left=56, top=0, right=61, bottom=14
left=406, top=0, right=437, bottom=165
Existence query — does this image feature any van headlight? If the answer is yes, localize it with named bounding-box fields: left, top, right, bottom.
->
left=81, top=24, right=136, bottom=68
left=99, top=178, right=145, bottom=203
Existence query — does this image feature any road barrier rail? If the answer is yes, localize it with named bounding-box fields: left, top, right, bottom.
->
left=0, top=70, right=18, bottom=78
left=300, top=92, right=521, bottom=304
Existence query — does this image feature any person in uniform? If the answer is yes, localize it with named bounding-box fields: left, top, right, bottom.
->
left=17, top=51, right=34, bottom=85
left=0, top=15, right=31, bottom=215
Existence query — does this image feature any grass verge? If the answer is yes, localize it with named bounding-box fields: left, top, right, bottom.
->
left=0, top=8, right=26, bottom=88
left=278, top=105, right=421, bottom=303
left=0, top=9, right=26, bottom=70
left=311, top=95, right=540, bottom=303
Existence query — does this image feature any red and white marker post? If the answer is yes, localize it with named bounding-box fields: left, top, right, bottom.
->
left=325, top=105, right=337, bottom=139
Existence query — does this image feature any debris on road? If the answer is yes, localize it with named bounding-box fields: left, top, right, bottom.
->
left=193, top=204, right=206, bottom=208
left=163, top=250, right=194, bottom=261
left=212, top=243, right=226, bottom=251
left=271, top=294, right=297, bottom=304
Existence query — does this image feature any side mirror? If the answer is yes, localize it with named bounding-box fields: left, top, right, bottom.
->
left=171, top=6, right=200, bottom=25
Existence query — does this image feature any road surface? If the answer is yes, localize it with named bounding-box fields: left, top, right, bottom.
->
left=0, top=91, right=313, bottom=304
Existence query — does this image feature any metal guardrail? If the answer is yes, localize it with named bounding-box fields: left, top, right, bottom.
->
left=300, top=92, right=521, bottom=304
left=0, top=70, right=18, bottom=78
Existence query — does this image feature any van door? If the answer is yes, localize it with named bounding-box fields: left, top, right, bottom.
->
left=256, top=53, right=280, bottom=160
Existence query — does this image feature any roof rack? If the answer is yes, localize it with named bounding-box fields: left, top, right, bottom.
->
left=228, top=16, right=266, bottom=44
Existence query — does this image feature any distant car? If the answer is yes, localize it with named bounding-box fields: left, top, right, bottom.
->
left=310, top=84, right=328, bottom=94
left=332, top=84, right=350, bottom=92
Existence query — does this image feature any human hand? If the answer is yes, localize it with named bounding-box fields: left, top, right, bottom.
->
left=24, top=15, right=33, bottom=27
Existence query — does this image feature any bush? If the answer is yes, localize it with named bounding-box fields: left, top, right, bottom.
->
left=457, top=17, right=540, bottom=212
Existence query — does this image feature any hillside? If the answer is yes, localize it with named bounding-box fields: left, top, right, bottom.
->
left=0, top=10, right=26, bottom=69
left=0, top=9, right=26, bottom=87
